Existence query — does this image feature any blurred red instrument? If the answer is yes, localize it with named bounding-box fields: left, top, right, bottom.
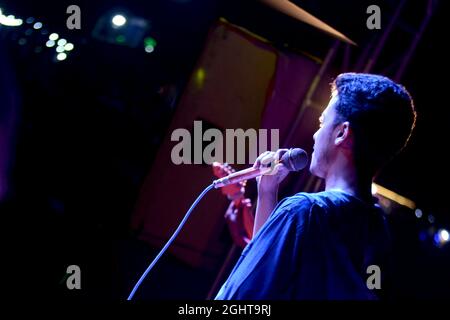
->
left=212, top=162, right=255, bottom=248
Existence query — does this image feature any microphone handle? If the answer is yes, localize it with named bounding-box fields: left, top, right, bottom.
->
left=213, top=166, right=273, bottom=188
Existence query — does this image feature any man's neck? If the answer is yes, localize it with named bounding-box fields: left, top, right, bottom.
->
left=324, top=165, right=373, bottom=203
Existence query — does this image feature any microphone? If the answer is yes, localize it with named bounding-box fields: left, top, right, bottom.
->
left=213, top=148, right=308, bottom=188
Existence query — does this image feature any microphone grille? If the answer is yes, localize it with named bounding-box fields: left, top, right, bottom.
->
left=282, top=148, right=308, bottom=172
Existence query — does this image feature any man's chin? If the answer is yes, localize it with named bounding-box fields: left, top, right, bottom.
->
left=309, top=164, right=317, bottom=176
left=309, top=164, right=323, bottom=178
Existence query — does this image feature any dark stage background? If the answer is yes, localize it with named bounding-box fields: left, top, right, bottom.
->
left=0, top=0, right=449, bottom=300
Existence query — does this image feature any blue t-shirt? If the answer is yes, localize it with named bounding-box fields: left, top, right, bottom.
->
left=215, top=190, right=390, bottom=300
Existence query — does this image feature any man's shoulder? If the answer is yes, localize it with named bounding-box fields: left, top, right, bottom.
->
left=282, top=191, right=341, bottom=208
left=276, top=193, right=314, bottom=212
left=275, top=191, right=354, bottom=218
left=290, top=190, right=362, bottom=207
left=271, top=192, right=322, bottom=222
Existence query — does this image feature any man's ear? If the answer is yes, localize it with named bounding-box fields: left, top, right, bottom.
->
left=335, top=121, right=353, bottom=148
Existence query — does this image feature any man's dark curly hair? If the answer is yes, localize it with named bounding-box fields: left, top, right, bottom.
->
left=331, top=73, right=417, bottom=175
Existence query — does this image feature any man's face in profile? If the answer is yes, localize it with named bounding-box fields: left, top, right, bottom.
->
left=310, top=95, right=340, bottom=179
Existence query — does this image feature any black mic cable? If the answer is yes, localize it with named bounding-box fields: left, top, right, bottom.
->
left=127, top=183, right=214, bottom=300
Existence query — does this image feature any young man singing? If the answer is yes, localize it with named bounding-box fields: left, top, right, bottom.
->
left=215, top=73, right=416, bottom=300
